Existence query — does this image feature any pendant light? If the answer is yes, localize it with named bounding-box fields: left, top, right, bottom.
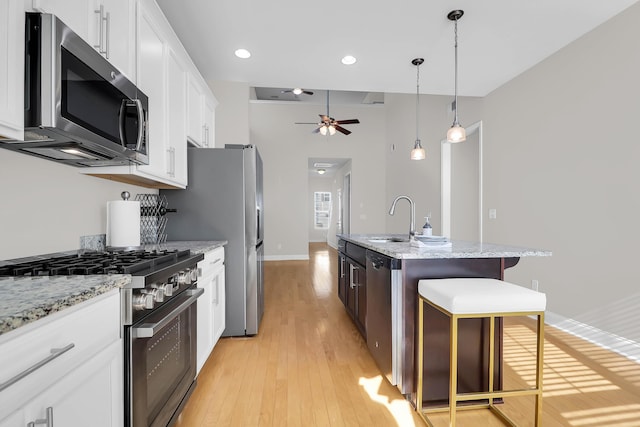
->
left=410, top=58, right=426, bottom=160
left=446, top=10, right=466, bottom=143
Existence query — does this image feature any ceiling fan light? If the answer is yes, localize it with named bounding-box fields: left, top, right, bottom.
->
left=411, top=140, right=426, bottom=160
left=319, top=125, right=327, bottom=136
left=447, top=124, right=466, bottom=143
left=328, top=125, right=337, bottom=136
left=317, top=168, right=326, bottom=175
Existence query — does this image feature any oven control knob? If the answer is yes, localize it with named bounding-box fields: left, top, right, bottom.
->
left=189, top=269, right=198, bottom=282
left=147, top=287, right=165, bottom=303
left=177, top=270, right=190, bottom=285
left=132, top=293, right=154, bottom=311
left=162, top=282, right=174, bottom=297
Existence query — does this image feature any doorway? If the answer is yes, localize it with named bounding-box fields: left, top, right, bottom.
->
left=307, top=158, right=352, bottom=248
left=441, top=121, right=483, bottom=241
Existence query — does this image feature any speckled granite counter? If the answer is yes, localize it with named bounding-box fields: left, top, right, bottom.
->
left=0, top=274, right=129, bottom=336
left=142, top=240, right=227, bottom=254
left=0, top=240, right=225, bottom=337
left=338, top=234, right=551, bottom=259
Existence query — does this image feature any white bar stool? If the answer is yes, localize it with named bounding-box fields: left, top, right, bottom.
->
left=416, top=278, right=546, bottom=426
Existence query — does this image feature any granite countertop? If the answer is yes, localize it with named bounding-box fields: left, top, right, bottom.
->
left=142, top=240, right=227, bottom=254
left=0, top=240, right=226, bottom=337
left=338, top=234, right=552, bottom=260
left=0, top=274, right=130, bottom=336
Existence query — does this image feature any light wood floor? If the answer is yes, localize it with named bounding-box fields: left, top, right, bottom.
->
left=174, top=243, right=640, bottom=426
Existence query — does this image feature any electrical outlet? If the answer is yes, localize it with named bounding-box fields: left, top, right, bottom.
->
left=489, top=209, right=497, bottom=219
left=531, top=279, right=539, bottom=292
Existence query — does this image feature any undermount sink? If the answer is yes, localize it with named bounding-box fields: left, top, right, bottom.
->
left=368, top=237, right=409, bottom=243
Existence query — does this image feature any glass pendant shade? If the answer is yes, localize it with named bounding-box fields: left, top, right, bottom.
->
left=447, top=124, right=466, bottom=143
left=411, top=140, right=426, bottom=160
left=328, top=125, right=336, bottom=135
left=319, top=125, right=327, bottom=136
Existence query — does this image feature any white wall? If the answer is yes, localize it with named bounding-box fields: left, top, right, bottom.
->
left=249, top=101, right=387, bottom=260
left=327, top=161, right=352, bottom=249
left=208, top=80, right=250, bottom=146
left=0, top=149, right=153, bottom=260
left=483, top=3, right=640, bottom=349
left=384, top=93, right=483, bottom=237
left=308, top=175, right=333, bottom=242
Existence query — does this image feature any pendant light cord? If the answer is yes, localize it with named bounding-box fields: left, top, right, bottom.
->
left=416, top=62, right=420, bottom=141
left=453, top=17, right=460, bottom=126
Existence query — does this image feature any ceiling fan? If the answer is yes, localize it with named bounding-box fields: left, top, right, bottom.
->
left=295, top=90, right=360, bottom=135
left=281, top=88, right=314, bottom=96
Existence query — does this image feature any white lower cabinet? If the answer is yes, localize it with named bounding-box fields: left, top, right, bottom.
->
left=0, top=290, right=123, bottom=427
left=196, top=246, right=226, bottom=374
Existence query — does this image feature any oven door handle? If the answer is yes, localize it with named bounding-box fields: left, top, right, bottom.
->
left=132, top=288, right=204, bottom=338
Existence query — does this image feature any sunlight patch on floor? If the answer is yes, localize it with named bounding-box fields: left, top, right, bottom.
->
left=562, top=404, right=640, bottom=426
left=503, top=325, right=620, bottom=398
left=311, top=248, right=333, bottom=298
left=359, top=375, right=417, bottom=427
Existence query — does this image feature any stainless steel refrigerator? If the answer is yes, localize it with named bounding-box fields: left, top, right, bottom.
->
left=161, top=145, right=264, bottom=336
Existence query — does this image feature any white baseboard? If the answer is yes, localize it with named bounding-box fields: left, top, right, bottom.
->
left=327, top=241, right=338, bottom=250
left=545, top=311, right=640, bottom=363
left=263, top=254, right=309, bottom=261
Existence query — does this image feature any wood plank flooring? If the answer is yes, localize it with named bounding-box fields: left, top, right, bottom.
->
left=174, top=243, right=640, bottom=426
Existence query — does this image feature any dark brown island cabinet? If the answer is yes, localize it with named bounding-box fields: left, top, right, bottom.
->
left=336, top=235, right=551, bottom=408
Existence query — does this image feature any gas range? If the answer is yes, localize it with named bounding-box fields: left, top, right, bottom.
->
left=1, top=247, right=205, bottom=426
left=0, top=248, right=204, bottom=324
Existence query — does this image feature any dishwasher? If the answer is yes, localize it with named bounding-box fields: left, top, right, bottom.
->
left=366, top=250, right=402, bottom=387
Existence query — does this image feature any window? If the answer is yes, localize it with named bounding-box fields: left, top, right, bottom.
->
left=314, top=191, right=332, bottom=229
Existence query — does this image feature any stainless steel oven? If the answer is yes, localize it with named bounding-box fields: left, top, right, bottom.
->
left=128, top=285, right=203, bottom=427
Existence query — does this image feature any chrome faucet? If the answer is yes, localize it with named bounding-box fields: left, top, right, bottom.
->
left=388, top=195, right=416, bottom=241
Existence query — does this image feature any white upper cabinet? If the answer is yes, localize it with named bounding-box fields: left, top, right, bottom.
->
left=204, top=95, right=217, bottom=148
left=31, top=0, right=91, bottom=40
left=187, top=75, right=218, bottom=148
left=88, top=0, right=136, bottom=79
left=165, top=48, right=188, bottom=185
left=187, top=76, right=204, bottom=147
left=81, top=0, right=216, bottom=188
left=0, top=0, right=24, bottom=141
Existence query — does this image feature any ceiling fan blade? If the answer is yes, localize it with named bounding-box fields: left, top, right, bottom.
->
left=295, top=122, right=319, bottom=124
left=302, top=90, right=314, bottom=95
left=281, top=90, right=292, bottom=94
left=334, top=125, right=351, bottom=135
left=312, top=127, right=321, bottom=134
left=335, top=119, right=360, bottom=125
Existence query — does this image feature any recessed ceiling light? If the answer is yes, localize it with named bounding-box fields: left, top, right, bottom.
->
left=235, top=48, right=251, bottom=59
left=341, top=55, right=357, bottom=65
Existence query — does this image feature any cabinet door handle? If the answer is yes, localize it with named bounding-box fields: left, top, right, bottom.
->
left=350, top=264, right=358, bottom=289
left=27, top=406, right=53, bottom=427
left=0, top=344, right=74, bottom=392
left=94, top=5, right=109, bottom=56
left=105, top=11, right=111, bottom=59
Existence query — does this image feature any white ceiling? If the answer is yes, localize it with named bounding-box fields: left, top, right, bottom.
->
left=157, top=0, right=638, bottom=97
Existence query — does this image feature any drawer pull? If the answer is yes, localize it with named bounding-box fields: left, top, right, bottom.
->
left=0, top=344, right=75, bottom=392
left=27, top=406, right=53, bottom=427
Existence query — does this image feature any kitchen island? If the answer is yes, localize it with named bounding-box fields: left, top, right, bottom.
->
left=337, top=234, right=551, bottom=407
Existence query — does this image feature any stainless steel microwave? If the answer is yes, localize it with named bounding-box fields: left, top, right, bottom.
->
left=3, top=13, right=149, bottom=167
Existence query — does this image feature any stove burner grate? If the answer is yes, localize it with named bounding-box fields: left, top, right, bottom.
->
left=0, top=249, right=192, bottom=277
